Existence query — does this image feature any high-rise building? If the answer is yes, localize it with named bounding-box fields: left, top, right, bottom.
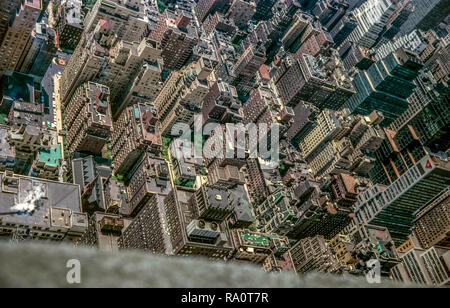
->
left=0, top=170, right=87, bottom=242
left=230, top=229, right=290, bottom=265
left=0, top=0, right=42, bottom=76
left=313, top=0, right=348, bottom=32
left=102, top=176, right=129, bottom=214
left=202, top=12, right=237, bottom=36
left=398, top=0, right=450, bottom=36
left=116, top=57, right=164, bottom=118
left=153, top=61, right=210, bottom=137
left=288, top=235, right=343, bottom=274
left=294, top=29, right=334, bottom=58
left=253, top=0, right=276, bottom=22
left=375, top=0, right=413, bottom=44
left=19, top=22, right=57, bottom=77
left=369, top=125, right=426, bottom=186
left=375, top=30, right=430, bottom=62
left=111, top=104, right=162, bottom=177
left=287, top=178, right=357, bottom=240
left=59, top=0, right=158, bottom=114
left=225, top=0, right=256, bottom=29
left=353, top=155, right=450, bottom=245
left=164, top=186, right=235, bottom=259
left=202, top=81, right=242, bottom=126
left=242, top=86, right=283, bottom=129
left=345, top=48, right=423, bottom=126
left=56, top=0, right=84, bottom=51
left=196, top=0, right=231, bottom=23
left=254, top=188, right=301, bottom=236
left=328, top=234, right=358, bottom=266
left=232, top=43, right=265, bottom=95
left=299, top=109, right=342, bottom=161
left=125, top=154, right=172, bottom=217
left=296, top=109, right=384, bottom=178
left=391, top=236, right=450, bottom=286
left=208, top=164, right=246, bottom=189
left=341, top=43, right=375, bottom=71
left=7, top=124, right=51, bottom=176
left=149, top=10, right=198, bottom=71
left=0, top=1, right=21, bottom=47
left=189, top=185, right=233, bottom=221
left=83, top=0, right=148, bottom=43
left=285, top=103, right=317, bottom=147
left=345, top=0, right=396, bottom=49
left=330, top=13, right=357, bottom=48
left=274, top=54, right=354, bottom=110
left=227, top=185, right=254, bottom=229
left=245, top=158, right=271, bottom=205
left=280, top=12, right=315, bottom=53
left=64, top=82, right=112, bottom=156
left=413, top=188, right=450, bottom=249
left=70, top=155, right=112, bottom=214
left=118, top=194, right=167, bottom=254
left=348, top=224, right=400, bottom=276
left=31, top=144, right=62, bottom=181
left=387, top=38, right=450, bottom=153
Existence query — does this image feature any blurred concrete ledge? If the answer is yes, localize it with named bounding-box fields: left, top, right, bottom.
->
left=0, top=242, right=413, bottom=288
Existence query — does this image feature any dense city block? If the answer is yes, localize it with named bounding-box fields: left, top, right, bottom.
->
left=0, top=0, right=449, bottom=287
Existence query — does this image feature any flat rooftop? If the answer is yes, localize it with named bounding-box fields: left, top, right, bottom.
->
left=0, top=172, right=82, bottom=227
left=38, top=144, right=62, bottom=168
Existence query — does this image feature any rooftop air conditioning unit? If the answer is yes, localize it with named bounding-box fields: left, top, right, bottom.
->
left=186, top=220, right=221, bottom=240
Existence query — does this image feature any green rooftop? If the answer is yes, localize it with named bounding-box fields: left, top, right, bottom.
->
left=241, top=233, right=271, bottom=247
left=38, top=144, right=62, bottom=167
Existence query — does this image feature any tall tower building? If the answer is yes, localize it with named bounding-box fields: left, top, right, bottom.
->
left=413, top=188, right=450, bottom=249
left=353, top=155, right=450, bottom=245
left=298, top=109, right=341, bottom=161
left=189, top=185, right=233, bottom=221
left=369, top=125, right=426, bottom=186
left=345, top=48, right=423, bottom=126
left=83, top=0, right=148, bottom=43
left=230, top=229, right=290, bottom=265
left=398, top=0, right=450, bottom=36
left=345, top=0, right=396, bottom=48
left=0, top=0, right=42, bottom=76
left=196, top=0, right=231, bottom=23
left=253, top=0, right=276, bottom=22
left=118, top=194, right=167, bottom=254
left=111, top=103, right=162, bottom=177
left=288, top=236, right=342, bottom=274
left=391, top=235, right=450, bottom=286
left=225, top=0, right=256, bottom=29
left=125, top=154, right=172, bottom=217
left=275, top=54, right=354, bottom=110
left=330, top=13, right=357, bottom=48
left=153, top=61, right=211, bottom=137
left=78, top=212, right=132, bottom=252
left=64, top=82, right=113, bottom=156
left=149, top=11, right=198, bottom=71
left=59, top=0, right=156, bottom=114
left=201, top=81, right=242, bottom=126
left=232, top=43, right=265, bottom=95
left=55, top=0, right=84, bottom=51
left=19, top=22, right=57, bottom=77
left=163, top=186, right=235, bottom=259
left=0, top=0, right=21, bottom=46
